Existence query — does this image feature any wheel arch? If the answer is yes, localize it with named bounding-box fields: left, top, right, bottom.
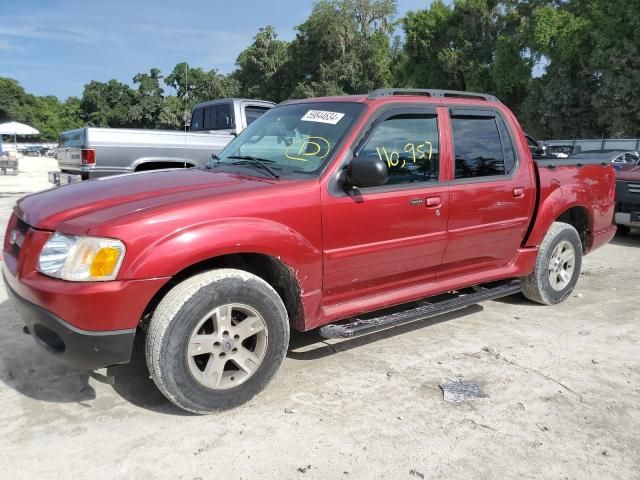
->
left=555, top=206, right=591, bottom=252
left=525, top=200, right=593, bottom=253
left=141, top=252, right=305, bottom=331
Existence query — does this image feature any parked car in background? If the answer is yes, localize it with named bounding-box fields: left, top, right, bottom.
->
left=614, top=165, right=640, bottom=234
left=21, top=145, right=49, bottom=156
left=612, top=151, right=640, bottom=168
left=49, top=98, right=275, bottom=185
left=4, top=88, right=616, bottom=413
left=545, top=143, right=574, bottom=158
left=46, top=148, right=57, bottom=158
left=569, top=149, right=640, bottom=169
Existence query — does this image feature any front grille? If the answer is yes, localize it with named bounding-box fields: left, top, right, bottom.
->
left=617, top=203, right=637, bottom=213
left=628, top=183, right=640, bottom=194
left=9, top=216, right=30, bottom=260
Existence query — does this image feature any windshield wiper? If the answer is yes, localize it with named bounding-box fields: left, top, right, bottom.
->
left=205, top=153, right=220, bottom=170
left=227, top=156, right=280, bottom=178
left=226, top=155, right=277, bottom=164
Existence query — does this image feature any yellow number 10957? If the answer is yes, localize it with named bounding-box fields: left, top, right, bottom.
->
left=375, top=141, right=433, bottom=168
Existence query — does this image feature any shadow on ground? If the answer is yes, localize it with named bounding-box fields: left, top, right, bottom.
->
left=0, top=299, right=187, bottom=415
left=0, top=296, right=500, bottom=413
left=611, top=230, right=640, bottom=247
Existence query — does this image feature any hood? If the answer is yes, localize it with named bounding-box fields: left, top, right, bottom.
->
left=17, top=169, right=281, bottom=232
left=616, top=165, right=640, bottom=182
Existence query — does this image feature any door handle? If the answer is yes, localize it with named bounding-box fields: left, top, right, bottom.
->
left=513, top=188, right=525, bottom=198
left=425, top=196, right=441, bottom=208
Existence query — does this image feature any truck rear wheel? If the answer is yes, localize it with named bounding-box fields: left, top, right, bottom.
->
left=521, top=222, right=583, bottom=305
left=145, top=269, right=290, bottom=414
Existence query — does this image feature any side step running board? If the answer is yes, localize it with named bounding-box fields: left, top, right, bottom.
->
left=319, top=280, right=522, bottom=339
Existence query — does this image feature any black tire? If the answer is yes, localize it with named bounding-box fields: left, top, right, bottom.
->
left=521, top=222, right=583, bottom=305
left=616, top=225, right=631, bottom=236
left=146, top=269, right=290, bottom=414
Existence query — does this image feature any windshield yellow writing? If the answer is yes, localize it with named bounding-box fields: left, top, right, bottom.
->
left=375, top=141, right=433, bottom=168
left=285, top=136, right=331, bottom=162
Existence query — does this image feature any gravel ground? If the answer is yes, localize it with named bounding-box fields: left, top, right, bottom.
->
left=1, top=158, right=639, bottom=480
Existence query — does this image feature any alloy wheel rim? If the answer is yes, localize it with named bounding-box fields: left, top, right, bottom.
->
left=548, top=240, right=576, bottom=291
left=186, top=303, right=268, bottom=390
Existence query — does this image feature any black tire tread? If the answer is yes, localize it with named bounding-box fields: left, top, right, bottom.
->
left=145, top=269, right=289, bottom=414
left=521, top=221, right=582, bottom=305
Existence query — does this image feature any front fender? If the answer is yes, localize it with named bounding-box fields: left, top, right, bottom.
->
left=121, top=217, right=322, bottom=294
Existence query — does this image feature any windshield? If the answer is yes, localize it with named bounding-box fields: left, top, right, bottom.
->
left=207, top=102, right=365, bottom=177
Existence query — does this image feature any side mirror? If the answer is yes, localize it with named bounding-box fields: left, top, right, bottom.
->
left=347, top=155, right=388, bottom=188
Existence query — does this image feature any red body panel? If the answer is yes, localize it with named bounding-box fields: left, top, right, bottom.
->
left=524, top=163, right=616, bottom=251
left=3, top=94, right=616, bottom=334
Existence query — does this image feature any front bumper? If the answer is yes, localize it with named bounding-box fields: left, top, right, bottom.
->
left=615, top=212, right=640, bottom=229
left=48, top=171, right=83, bottom=186
left=4, top=278, right=136, bottom=369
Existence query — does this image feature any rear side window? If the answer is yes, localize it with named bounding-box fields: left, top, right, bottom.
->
left=58, top=129, right=84, bottom=148
left=451, top=114, right=515, bottom=179
left=359, top=114, right=439, bottom=185
left=198, top=104, right=233, bottom=130
left=245, top=106, right=271, bottom=126
left=624, top=152, right=639, bottom=164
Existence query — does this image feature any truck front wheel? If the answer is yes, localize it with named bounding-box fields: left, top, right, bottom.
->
left=145, top=269, right=290, bottom=414
left=521, top=222, right=583, bottom=305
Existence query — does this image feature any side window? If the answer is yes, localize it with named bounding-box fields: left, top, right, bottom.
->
left=451, top=115, right=509, bottom=179
left=359, top=114, right=439, bottom=185
left=245, top=106, right=270, bottom=126
left=203, top=104, right=233, bottom=130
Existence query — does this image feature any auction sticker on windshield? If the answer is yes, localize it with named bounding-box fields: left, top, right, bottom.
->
left=301, top=110, right=345, bottom=125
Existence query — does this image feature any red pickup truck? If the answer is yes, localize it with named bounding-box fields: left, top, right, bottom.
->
left=3, top=89, right=616, bottom=413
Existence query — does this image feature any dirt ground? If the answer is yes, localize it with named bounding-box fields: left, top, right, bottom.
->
left=1, top=157, right=639, bottom=480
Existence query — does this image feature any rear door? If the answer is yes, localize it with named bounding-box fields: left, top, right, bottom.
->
left=439, top=107, right=536, bottom=278
left=56, top=128, right=85, bottom=170
left=321, top=106, right=449, bottom=304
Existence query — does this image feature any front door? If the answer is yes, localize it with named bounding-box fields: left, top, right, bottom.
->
left=321, top=106, right=449, bottom=307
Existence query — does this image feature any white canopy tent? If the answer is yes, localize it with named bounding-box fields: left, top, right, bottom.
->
left=0, top=121, right=40, bottom=154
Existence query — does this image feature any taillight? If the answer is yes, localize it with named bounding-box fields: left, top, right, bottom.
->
left=81, top=148, right=96, bottom=165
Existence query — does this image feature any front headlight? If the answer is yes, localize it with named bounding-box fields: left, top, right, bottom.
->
left=37, top=233, right=126, bottom=281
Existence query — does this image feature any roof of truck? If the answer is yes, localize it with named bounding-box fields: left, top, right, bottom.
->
left=195, top=98, right=276, bottom=108
left=280, top=88, right=501, bottom=107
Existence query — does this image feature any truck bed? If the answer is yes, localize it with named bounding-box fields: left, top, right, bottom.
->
left=56, top=127, right=233, bottom=179
left=531, top=156, right=616, bottom=252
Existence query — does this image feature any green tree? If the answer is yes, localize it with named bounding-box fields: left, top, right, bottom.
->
left=0, top=77, right=28, bottom=122
left=283, top=0, right=397, bottom=97
left=129, top=68, right=165, bottom=128
left=80, top=79, right=137, bottom=127
left=158, top=95, right=187, bottom=129
left=0, top=77, right=83, bottom=140
left=234, top=26, right=290, bottom=101
left=588, top=0, right=640, bottom=137
left=165, top=63, right=239, bottom=108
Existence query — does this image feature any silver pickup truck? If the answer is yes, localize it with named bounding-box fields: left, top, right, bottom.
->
left=49, top=98, right=274, bottom=185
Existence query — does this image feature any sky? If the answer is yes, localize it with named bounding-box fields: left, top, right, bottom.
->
left=0, top=0, right=432, bottom=100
